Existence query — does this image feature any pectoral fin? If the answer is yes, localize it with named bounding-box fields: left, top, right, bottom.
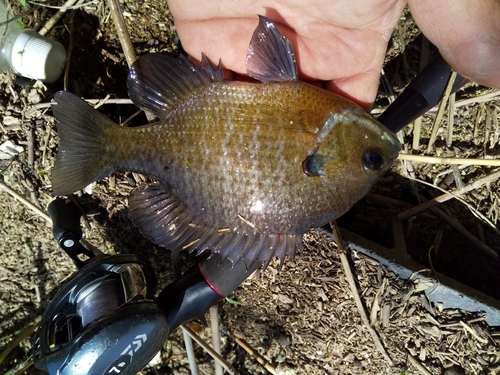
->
left=129, top=184, right=301, bottom=269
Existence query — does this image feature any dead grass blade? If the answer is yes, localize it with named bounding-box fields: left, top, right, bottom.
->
left=398, top=153, right=500, bottom=166
left=427, top=71, right=458, bottom=152
left=398, top=169, right=500, bottom=221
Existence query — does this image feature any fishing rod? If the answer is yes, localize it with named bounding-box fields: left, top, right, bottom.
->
left=378, top=54, right=467, bottom=132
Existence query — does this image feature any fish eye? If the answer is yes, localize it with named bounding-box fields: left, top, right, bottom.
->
left=302, top=153, right=324, bottom=177
left=362, top=149, right=385, bottom=171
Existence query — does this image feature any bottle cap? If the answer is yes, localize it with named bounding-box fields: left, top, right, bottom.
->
left=11, top=30, right=66, bottom=83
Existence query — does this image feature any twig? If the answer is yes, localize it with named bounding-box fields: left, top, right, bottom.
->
left=210, top=305, right=224, bottom=375
left=223, top=331, right=277, bottom=375
left=41, top=122, right=52, bottom=167
left=38, top=0, right=79, bottom=36
left=27, top=0, right=98, bottom=10
left=485, top=106, right=492, bottom=154
left=63, top=3, right=78, bottom=91
left=107, top=0, right=136, bottom=67
left=181, top=324, right=239, bottom=375
left=26, top=123, right=35, bottom=170
left=25, top=98, right=133, bottom=115
left=446, top=92, right=455, bottom=147
left=0, top=5, right=37, bottom=28
left=181, top=328, right=199, bottom=375
left=370, top=89, right=500, bottom=116
left=398, top=153, right=500, bottom=166
left=453, top=90, right=500, bottom=108
left=412, top=116, right=422, bottom=151
left=0, top=323, right=38, bottom=365
left=330, top=222, right=394, bottom=366
left=398, top=169, right=500, bottom=219
left=417, top=193, right=497, bottom=258
left=398, top=173, right=500, bottom=234
left=451, top=164, right=463, bottom=192
left=0, top=181, right=51, bottom=223
left=4, top=356, right=33, bottom=375
left=459, top=321, right=488, bottom=344
left=427, top=71, right=458, bottom=152
left=427, top=227, right=444, bottom=280
left=407, top=353, right=433, bottom=375
left=473, top=104, right=484, bottom=146
left=439, top=316, right=486, bottom=328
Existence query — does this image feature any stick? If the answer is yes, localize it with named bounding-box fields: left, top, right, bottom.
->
left=107, top=0, right=136, bottom=67
left=0, top=323, right=38, bottom=364
left=63, top=2, right=78, bottom=91
left=398, top=169, right=500, bottom=220
left=398, top=153, right=500, bottom=166
left=330, top=222, right=394, bottom=366
left=181, top=327, right=199, bottom=375
left=407, top=353, right=433, bottom=375
left=210, top=305, right=224, bottom=375
left=446, top=92, right=455, bottom=147
left=370, top=89, right=500, bottom=116
left=230, top=335, right=277, bottom=375
left=26, top=123, right=35, bottom=170
left=412, top=116, right=422, bottom=151
left=417, top=193, right=497, bottom=258
left=181, top=324, right=238, bottom=375
left=38, top=0, right=79, bottom=36
left=459, top=321, right=488, bottom=344
left=0, top=181, right=51, bottom=223
left=427, top=71, right=458, bottom=152
left=453, top=90, right=500, bottom=108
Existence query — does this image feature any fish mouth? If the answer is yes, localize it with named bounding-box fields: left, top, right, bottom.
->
left=382, top=129, right=401, bottom=157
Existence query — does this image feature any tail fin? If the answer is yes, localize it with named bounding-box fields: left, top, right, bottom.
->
left=51, top=91, right=118, bottom=196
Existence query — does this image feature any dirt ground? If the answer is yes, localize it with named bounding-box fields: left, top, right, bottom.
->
left=1, top=1, right=499, bottom=375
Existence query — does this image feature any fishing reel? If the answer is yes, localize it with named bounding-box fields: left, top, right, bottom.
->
left=33, top=198, right=227, bottom=375
left=33, top=255, right=169, bottom=375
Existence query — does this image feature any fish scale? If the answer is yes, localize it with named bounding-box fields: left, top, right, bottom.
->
left=51, top=16, right=400, bottom=267
left=108, top=81, right=351, bottom=235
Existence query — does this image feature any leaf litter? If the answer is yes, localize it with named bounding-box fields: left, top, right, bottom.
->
left=0, top=2, right=499, bottom=374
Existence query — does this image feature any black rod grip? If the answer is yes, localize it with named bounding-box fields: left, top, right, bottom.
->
left=157, top=255, right=260, bottom=332
left=378, top=54, right=468, bottom=133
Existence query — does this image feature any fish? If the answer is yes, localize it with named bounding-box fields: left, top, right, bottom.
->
left=51, top=15, right=400, bottom=269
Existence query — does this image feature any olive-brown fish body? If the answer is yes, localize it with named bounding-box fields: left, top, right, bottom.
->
left=52, top=15, right=400, bottom=267
left=93, top=80, right=395, bottom=235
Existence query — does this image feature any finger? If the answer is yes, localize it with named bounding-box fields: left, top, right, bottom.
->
left=408, top=0, right=500, bottom=88
left=325, top=70, right=382, bottom=112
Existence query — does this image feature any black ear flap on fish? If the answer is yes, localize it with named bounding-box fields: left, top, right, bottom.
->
left=246, top=15, right=298, bottom=82
left=127, top=53, right=224, bottom=119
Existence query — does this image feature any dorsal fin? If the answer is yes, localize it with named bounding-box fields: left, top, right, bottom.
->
left=127, top=53, right=224, bottom=118
left=246, top=15, right=298, bottom=82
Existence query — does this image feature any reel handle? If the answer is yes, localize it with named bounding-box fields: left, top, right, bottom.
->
left=48, top=198, right=97, bottom=268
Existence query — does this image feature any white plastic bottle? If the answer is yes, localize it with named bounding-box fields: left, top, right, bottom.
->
left=0, top=1, right=66, bottom=83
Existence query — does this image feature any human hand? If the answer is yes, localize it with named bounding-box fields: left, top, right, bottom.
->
left=166, top=0, right=500, bottom=110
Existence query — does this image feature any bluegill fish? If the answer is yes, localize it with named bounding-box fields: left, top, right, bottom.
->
left=51, top=16, right=400, bottom=268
